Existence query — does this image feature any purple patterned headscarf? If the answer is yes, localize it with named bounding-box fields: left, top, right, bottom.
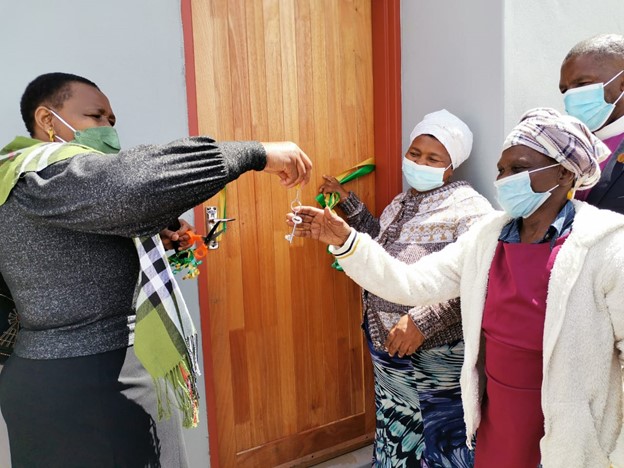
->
left=503, top=108, right=610, bottom=190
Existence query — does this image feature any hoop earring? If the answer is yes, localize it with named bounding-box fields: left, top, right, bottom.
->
left=47, top=128, right=55, bottom=142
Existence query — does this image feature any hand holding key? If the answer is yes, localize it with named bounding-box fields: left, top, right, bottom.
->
left=285, top=214, right=302, bottom=243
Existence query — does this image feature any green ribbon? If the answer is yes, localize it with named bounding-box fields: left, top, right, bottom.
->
left=315, top=158, right=375, bottom=209
left=315, top=158, right=375, bottom=271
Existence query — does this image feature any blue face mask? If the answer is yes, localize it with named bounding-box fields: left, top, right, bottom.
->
left=402, top=158, right=451, bottom=192
left=493, top=163, right=560, bottom=218
left=563, top=70, right=624, bottom=131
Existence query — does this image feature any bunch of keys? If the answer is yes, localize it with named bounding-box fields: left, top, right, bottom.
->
left=285, top=187, right=302, bottom=244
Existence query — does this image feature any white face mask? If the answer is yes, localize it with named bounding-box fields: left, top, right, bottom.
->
left=402, top=158, right=452, bottom=192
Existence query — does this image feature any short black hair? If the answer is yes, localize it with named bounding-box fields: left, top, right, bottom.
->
left=20, top=72, right=100, bottom=136
left=565, top=34, right=624, bottom=62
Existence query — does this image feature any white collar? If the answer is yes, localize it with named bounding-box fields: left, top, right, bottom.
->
left=595, top=115, right=624, bottom=140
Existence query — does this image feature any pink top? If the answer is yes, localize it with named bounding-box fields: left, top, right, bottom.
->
left=474, top=235, right=567, bottom=467
left=575, top=131, right=624, bottom=201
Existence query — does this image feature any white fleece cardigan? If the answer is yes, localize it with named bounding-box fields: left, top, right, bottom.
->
left=331, top=200, right=624, bottom=468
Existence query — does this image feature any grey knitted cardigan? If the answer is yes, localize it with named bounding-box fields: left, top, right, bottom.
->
left=337, top=181, right=493, bottom=351
left=0, top=137, right=266, bottom=359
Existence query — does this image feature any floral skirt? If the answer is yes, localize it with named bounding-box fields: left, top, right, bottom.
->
left=367, top=330, right=473, bottom=468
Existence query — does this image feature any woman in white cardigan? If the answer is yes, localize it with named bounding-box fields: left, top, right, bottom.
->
left=289, top=108, right=624, bottom=468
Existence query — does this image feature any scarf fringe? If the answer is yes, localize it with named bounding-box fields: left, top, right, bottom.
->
left=154, top=353, right=200, bottom=428
left=186, top=334, right=201, bottom=377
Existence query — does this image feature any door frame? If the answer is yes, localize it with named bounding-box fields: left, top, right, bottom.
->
left=180, top=1, right=402, bottom=465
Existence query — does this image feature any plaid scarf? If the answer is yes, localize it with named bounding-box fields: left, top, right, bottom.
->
left=133, top=236, right=200, bottom=427
left=0, top=137, right=201, bottom=427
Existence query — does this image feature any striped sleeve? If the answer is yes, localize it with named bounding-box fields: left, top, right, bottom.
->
left=328, top=228, right=359, bottom=258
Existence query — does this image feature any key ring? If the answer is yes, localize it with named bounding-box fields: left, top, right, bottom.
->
left=291, top=198, right=302, bottom=213
left=286, top=187, right=303, bottom=244
left=290, top=187, right=302, bottom=213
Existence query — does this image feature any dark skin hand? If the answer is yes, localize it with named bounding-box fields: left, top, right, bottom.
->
left=559, top=52, right=624, bottom=129
left=260, top=141, right=313, bottom=188
left=160, top=218, right=194, bottom=251
left=384, top=314, right=425, bottom=357
left=496, top=145, right=575, bottom=243
left=318, top=175, right=349, bottom=202
left=286, top=206, right=351, bottom=245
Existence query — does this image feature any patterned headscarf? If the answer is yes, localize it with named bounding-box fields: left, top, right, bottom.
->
left=409, top=109, right=473, bottom=168
left=503, top=107, right=610, bottom=190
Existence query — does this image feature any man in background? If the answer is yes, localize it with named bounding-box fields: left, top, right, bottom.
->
left=559, top=33, right=624, bottom=214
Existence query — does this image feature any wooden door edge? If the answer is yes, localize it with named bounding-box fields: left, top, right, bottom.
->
left=181, top=1, right=222, bottom=467
left=181, top=0, right=199, bottom=138
left=274, top=433, right=374, bottom=468
left=372, top=0, right=403, bottom=215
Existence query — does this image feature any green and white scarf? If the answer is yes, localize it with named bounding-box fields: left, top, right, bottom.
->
left=0, top=137, right=200, bottom=427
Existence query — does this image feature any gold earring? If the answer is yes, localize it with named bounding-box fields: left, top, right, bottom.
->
left=47, top=128, right=55, bottom=142
left=567, top=189, right=574, bottom=200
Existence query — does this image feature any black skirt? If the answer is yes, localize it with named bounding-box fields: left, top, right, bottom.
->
left=0, top=346, right=189, bottom=468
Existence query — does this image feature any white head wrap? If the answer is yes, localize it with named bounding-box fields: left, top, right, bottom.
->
left=409, top=109, right=473, bottom=168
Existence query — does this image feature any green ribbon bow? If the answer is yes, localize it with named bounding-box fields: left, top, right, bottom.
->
left=315, top=158, right=375, bottom=271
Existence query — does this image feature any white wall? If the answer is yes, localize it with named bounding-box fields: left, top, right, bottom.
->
left=401, top=0, right=505, bottom=202
left=0, top=1, right=210, bottom=467
left=401, top=0, right=624, bottom=206
left=503, top=0, right=624, bottom=134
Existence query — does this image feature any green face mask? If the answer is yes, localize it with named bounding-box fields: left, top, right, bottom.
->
left=72, top=127, right=121, bottom=154
left=48, top=108, right=121, bottom=154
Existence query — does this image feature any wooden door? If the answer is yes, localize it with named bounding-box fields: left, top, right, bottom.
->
left=185, top=1, right=380, bottom=466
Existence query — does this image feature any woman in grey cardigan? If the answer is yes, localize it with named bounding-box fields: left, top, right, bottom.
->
left=319, top=110, right=492, bottom=467
left=0, top=72, right=311, bottom=468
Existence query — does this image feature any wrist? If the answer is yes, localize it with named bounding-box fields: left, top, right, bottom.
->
left=222, top=141, right=267, bottom=173
left=329, top=228, right=357, bottom=255
left=408, top=309, right=433, bottom=340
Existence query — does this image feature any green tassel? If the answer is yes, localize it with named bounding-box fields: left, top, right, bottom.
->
left=154, top=360, right=199, bottom=429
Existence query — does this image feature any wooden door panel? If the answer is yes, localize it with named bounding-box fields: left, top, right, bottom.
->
left=190, top=1, right=376, bottom=465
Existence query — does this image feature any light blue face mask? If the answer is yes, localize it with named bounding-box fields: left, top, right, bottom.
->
left=402, top=158, right=452, bottom=192
left=493, top=163, right=560, bottom=218
left=563, top=70, right=624, bottom=131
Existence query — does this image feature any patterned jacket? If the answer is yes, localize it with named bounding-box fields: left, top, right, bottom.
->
left=337, top=180, right=492, bottom=350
